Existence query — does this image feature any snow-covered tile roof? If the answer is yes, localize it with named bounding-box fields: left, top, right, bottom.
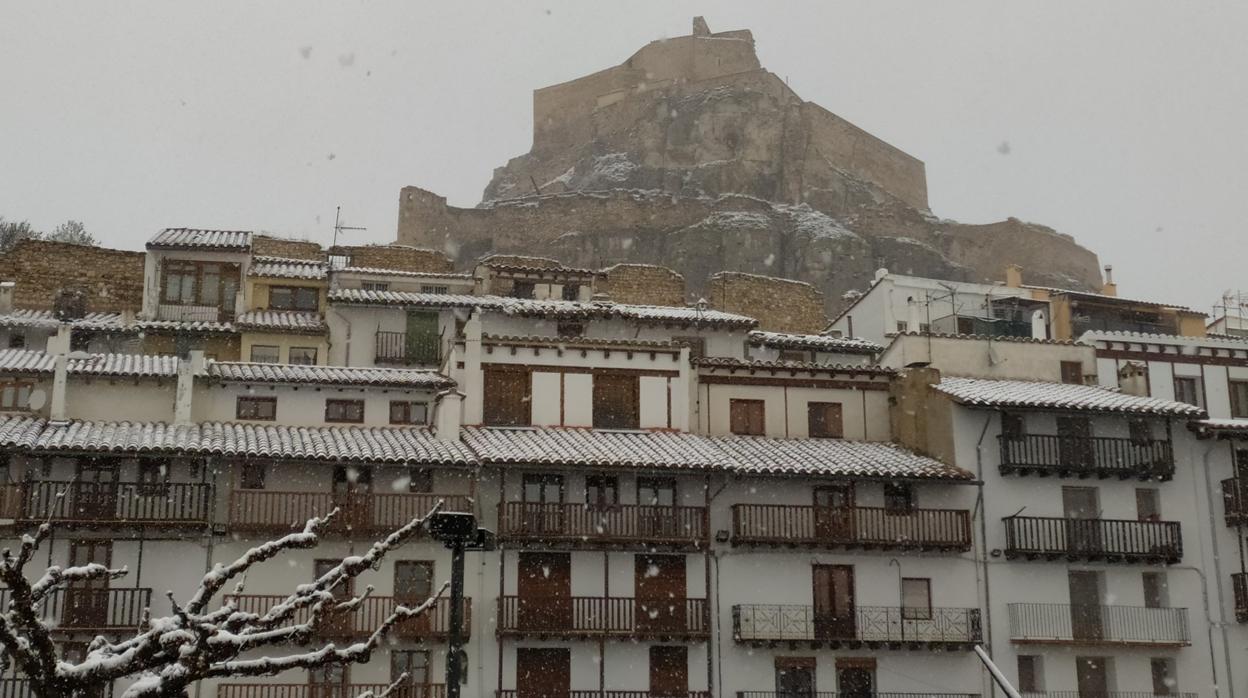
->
left=891, top=331, right=1080, bottom=346
left=28, top=420, right=473, bottom=464
left=695, top=357, right=893, bottom=375
left=207, top=361, right=454, bottom=389
left=0, top=415, right=45, bottom=449
left=248, top=256, right=328, bottom=280
left=482, top=334, right=680, bottom=350
left=137, top=319, right=236, bottom=334
left=234, top=311, right=327, bottom=334
left=147, top=228, right=252, bottom=251
left=1082, top=330, right=1248, bottom=349
left=337, top=267, right=474, bottom=280
left=0, top=310, right=131, bottom=332
left=329, top=289, right=496, bottom=309
left=1190, top=419, right=1248, bottom=438
left=935, top=377, right=1204, bottom=416
left=67, top=353, right=179, bottom=378
left=0, top=349, right=55, bottom=374
left=708, top=435, right=973, bottom=480
left=748, top=330, right=883, bottom=354
left=461, top=426, right=730, bottom=471
left=1024, top=285, right=1195, bottom=312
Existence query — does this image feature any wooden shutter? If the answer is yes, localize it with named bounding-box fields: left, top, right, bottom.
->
left=1060, top=361, right=1083, bottom=384
left=483, top=367, right=530, bottom=426
left=730, top=399, right=765, bottom=436
left=592, top=373, right=639, bottom=429
left=808, top=402, right=844, bottom=438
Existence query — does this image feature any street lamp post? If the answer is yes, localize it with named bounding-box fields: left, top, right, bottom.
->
left=428, top=511, right=495, bottom=698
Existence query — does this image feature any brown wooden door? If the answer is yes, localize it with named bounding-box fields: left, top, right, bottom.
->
left=1063, top=486, right=1102, bottom=555
left=308, top=663, right=348, bottom=698
left=76, top=461, right=118, bottom=521
left=1076, top=657, right=1109, bottom=695
left=1069, top=571, right=1104, bottom=641
left=1058, top=416, right=1093, bottom=469
left=518, top=552, right=571, bottom=631
left=638, top=477, right=677, bottom=538
left=65, top=540, right=112, bottom=629
left=516, top=648, right=569, bottom=698
left=522, top=473, right=564, bottom=535
left=331, top=466, right=372, bottom=532
left=812, top=565, right=855, bottom=640
left=649, top=646, right=688, bottom=698
left=484, top=367, right=531, bottom=426
left=636, top=554, right=687, bottom=634
left=314, top=559, right=355, bottom=637
left=813, top=484, right=854, bottom=542
left=394, top=561, right=435, bottom=638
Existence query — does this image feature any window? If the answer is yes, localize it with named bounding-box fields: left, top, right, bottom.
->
left=420, top=284, right=449, bottom=295
left=884, top=483, right=915, bottom=514
left=161, top=261, right=240, bottom=309
left=249, top=345, right=280, bottom=363
left=406, top=467, right=433, bottom=493
left=288, top=347, right=318, bottom=365
left=1173, top=376, right=1204, bottom=407
left=240, top=463, right=266, bottom=490
left=391, top=649, right=430, bottom=685
left=483, top=367, right=530, bottom=426
left=163, top=261, right=197, bottom=305
left=778, top=349, right=808, bottom=363
left=896, top=321, right=909, bottom=333
left=1129, top=419, right=1153, bottom=445
left=638, top=477, right=675, bottom=507
left=729, top=399, right=766, bottom=436
left=586, top=475, right=619, bottom=509
left=394, top=561, right=434, bottom=601
left=808, top=402, right=844, bottom=438
left=556, top=320, right=584, bottom=337
left=1016, top=656, right=1043, bottom=694
left=325, top=399, right=365, bottom=423
left=523, top=473, right=564, bottom=504
left=308, top=664, right=347, bottom=688
left=137, top=460, right=168, bottom=496
left=1231, top=380, right=1248, bottom=419
left=593, top=373, right=640, bottom=430
left=510, top=281, right=536, bottom=299
left=236, top=396, right=276, bottom=421
left=332, top=465, right=373, bottom=493
left=1143, top=571, right=1169, bottom=608
left=1136, top=488, right=1161, bottom=522
left=1060, top=360, right=1084, bottom=384
left=900, top=578, right=931, bottom=620
left=390, top=401, right=429, bottom=425
left=1151, top=657, right=1177, bottom=695
left=268, top=285, right=319, bottom=311
left=1001, top=413, right=1025, bottom=440
left=361, top=281, right=389, bottom=292
left=8, top=333, right=25, bottom=349
left=561, top=284, right=580, bottom=301
left=0, top=381, right=34, bottom=411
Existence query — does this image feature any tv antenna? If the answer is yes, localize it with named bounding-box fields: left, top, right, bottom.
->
left=332, top=206, right=366, bottom=249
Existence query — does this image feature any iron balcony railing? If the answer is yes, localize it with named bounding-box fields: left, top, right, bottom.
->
left=1003, top=516, right=1182, bottom=564
left=732, top=504, right=972, bottom=552
left=375, top=331, right=441, bottom=366
left=498, top=502, right=708, bottom=548
left=1039, top=693, right=1197, bottom=698
left=998, top=434, right=1174, bottom=480
left=225, top=595, right=469, bottom=640
left=1222, top=478, right=1248, bottom=526
left=737, top=694, right=979, bottom=698
left=497, top=596, right=709, bottom=640
left=218, top=685, right=446, bottom=698
left=496, top=693, right=711, bottom=698
left=1234, top=573, right=1248, bottom=623
left=732, top=604, right=982, bottom=647
left=16, top=481, right=212, bottom=526
left=1008, top=603, right=1190, bottom=646
left=228, top=490, right=472, bottom=535
left=0, top=587, right=152, bottom=633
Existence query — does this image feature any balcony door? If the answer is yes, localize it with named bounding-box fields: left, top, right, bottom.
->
left=75, top=460, right=118, bottom=521
left=1076, top=656, right=1110, bottom=696
left=332, top=465, right=373, bottom=532
left=405, top=311, right=440, bottom=365
left=812, top=564, right=855, bottom=641
left=521, top=474, right=564, bottom=534
left=813, top=484, right=854, bottom=542
left=65, top=540, right=112, bottom=629
left=638, top=477, right=677, bottom=538
left=1057, top=416, right=1093, bottom=469
left=517, top=552, right=570, bottom=631
left=837, top=664, right=874, bottom=698
left=649, top=646, right=688, bottom=698
left=636, top=554, right=687, bottom=634
left=308, top=663, right=348, bottom=698
left=775, top=660, right=815, bottom=698
left=394, top=561, right=435, bottom=639
left=1063, top=486, right=1102, bottom=555
left=314, top=559, right=355, bottom=637
left=516, top=648, right=569, bottom=698
left=1069, top=571, right=1104, bottom=641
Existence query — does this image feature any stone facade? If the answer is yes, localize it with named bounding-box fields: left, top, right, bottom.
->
left=337, top=244, right=452, bottom=273
left=252, top=235, right=324, bottom=261
left=600, top=264, right=686, bottom=307
left=708, top=271, right=826, bottom=334
left=0, top=239, right=144, bottom=313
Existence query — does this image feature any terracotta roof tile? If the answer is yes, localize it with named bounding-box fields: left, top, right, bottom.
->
left=462, top=426, right=728, bottom=470
left=207, top=361, right=454, bottom=389
left=234, top=311, right=327, bottom=333
left=748, top=330, right=882, bottom=354
left=249, top=257, right=328, bottom=280
left=935, top=377, right=1203, bottom=416
left=147, top=228, right=252, bottom=251
left=708, top=434, right=974, bottom=480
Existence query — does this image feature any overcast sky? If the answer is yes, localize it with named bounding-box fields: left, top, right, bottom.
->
left=1, top=1, right=1244, bottom=314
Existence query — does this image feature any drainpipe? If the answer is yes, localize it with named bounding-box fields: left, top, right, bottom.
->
left=1197, top=438, right=1234, bottom=698
left=974, top=413, right=995, bottom=698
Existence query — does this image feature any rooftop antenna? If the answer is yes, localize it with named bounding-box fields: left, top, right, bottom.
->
left=332, top=206, right=367, bottom=249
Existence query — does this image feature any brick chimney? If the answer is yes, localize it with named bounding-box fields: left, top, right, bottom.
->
left=1004, top=264, right=1023, bottom=288
left=1101, top=265, right=1117, bottom=297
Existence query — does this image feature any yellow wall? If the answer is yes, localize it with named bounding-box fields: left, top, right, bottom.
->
left=239, top=332, right=329, bottom=365
left=142, top=334, right=241, bottom=361
left=246, top=277, right=328, bottom=313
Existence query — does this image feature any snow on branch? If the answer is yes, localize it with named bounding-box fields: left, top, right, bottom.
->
left=0, top=501, right=450, bottom=698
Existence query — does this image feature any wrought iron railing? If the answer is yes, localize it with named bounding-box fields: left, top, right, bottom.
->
left=496, top=693, right=710, bottom=698
left=498, top=502, right=707, bottom=547
left=19, top=481, right=212, bottom=525
left=737, top=694, right=978, bottom=698
left=732, top=504, right=971, bottom=551
left=1003, top=516, right=1182, bottom=563
left=1234, top=572, right=1248, bottom=623
left=228, top=490, right=471, bottom=534
left=732, top=604, right=981, bottom=645
left=1042, top=693, right=1197, bottom=698
left=998, top=434, right=1174, bottom=479
left=1007, top=603, right=1189, bottom=645
left=497, top=596, right=709, bottom=639
left=218, top=684, right=446, bottom=698
left=0, top=587, right=152, bottom=632
left=1223, top=478, right=1248, bottom=525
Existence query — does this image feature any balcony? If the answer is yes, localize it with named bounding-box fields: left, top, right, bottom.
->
left=497, top=596, right=709, bottom=640
left=998, top=434, right=1174, bottom=480
left=375, top=331, right=441, bottom=366
left=1222, top=478, right=1248, bottom=526
left=13, top=481, right=212, bottom=527
left=498, top=694, right=710, bottom=698
left=219, top=685, right=446, bottom=698
left=732, top=604, right=982, bottom=650
left=0, top=587, right=152, bottom=633
left=732, top=504, right=971, bottom=553
left=1234, top=573, right=1248, bottom=623
left=738, top=694, right=978, bottom=698
left=156, top=303, right=228, bottom=323
left=228, top=490, right=471, bottom=536
left=0, top=678, right=116, bottom=698
left=226, top=595, right=469, bottom=640
left=497, top=502, right=708, bottom=550
left=1003, top=516, right=1182, bottom=564
left=1033, top=694, right=1196, bottom=698
left=1008, top=603, right=1190, bottom=646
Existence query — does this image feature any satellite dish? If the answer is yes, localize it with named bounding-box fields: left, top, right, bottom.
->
left=26, top=389, right=47, bottom=411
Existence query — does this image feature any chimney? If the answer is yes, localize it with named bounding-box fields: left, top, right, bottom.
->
left=50, top=354, right=68, bottom=422
left=46, top=325, right=72, bottom=356
left=462, top=311, right=484, bottom=425
left=1004, top=264, right=1023, bottom=288
left=173, top=350, right=205, bottom=425
left=1101, top=265, right=1117, bottom=297
left=434, top=390, right=465, bottom=442
left=0, top=282, right=13, bottom=315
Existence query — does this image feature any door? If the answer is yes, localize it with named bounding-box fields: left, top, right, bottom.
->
left=405, top=311, right=439, bottom=365
left=1069, top=571, right=1104, bottom=641
left=776, top=664, right=815, bottom=698
left=1058, top=416, right=1093, bottom=469
left=638, top=477, right=677, bottom=538
left=1063, top=486, right=1102, bottom=555
left=332, top=465, right=373, bottom=532
left=813, top=484, right=854, bottom=542
left=636, top=554, right=687, bottom=634
left=812, top=565, right=855, bottom=640
left=394, top=561, right=435, bottom=638
left=521, top=474, right=564, bottom=535
left=649, top=646, right=688, bottom=698
left=483, top=367, right=531, bottom=426
left=314, top=559, right=355, bottom=637
left=517, top=552, right=571, bottom=632
left=390, top=650, right=431, bottom=698
left=516, top=648, right=570, bottom=698
left=837, top=666, right=874, bottom=698
left=65, top=540, right=112, bottom=629
left=1076, top=657, right=1110, bottom=696
left=76, top=460, right=119, bottom=521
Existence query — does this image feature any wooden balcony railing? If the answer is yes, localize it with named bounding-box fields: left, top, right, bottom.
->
left=16, top=481, right=212, bottom=526
left=1222, top=478, right=1248, bottom=526
left=0, top=587, right=152, bottom=633
left=228, top=490, right=472, bottom=535
left=375, top=331, right=440, bottom=366
left=0, top=484, right=22, bottom=519
left=497, top=502, right=707, bottom=548
left=224, top=595, right=469, bottom=640
left=732, top=504, right=972, bottom=552
left=218, top=684, right=446, bottom=698
left=1008, top=603, right=1190, bottom=646
left=998, top=434, right=1174, bottom=480
left=1003, top=516, right=1182, bottom=564
left=0, top=678, right=116, bottom=698
left=497, top=596, right=709, bottom=640
left=737, top=694, right=979, bottom=698
left=1234, top=572, right=1248, bottom=623
left=497, top=693, right=711, bottom=698
left=732, top=604, right=982, bottom=649
left=1040, top=693, right=1197, bottom=698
